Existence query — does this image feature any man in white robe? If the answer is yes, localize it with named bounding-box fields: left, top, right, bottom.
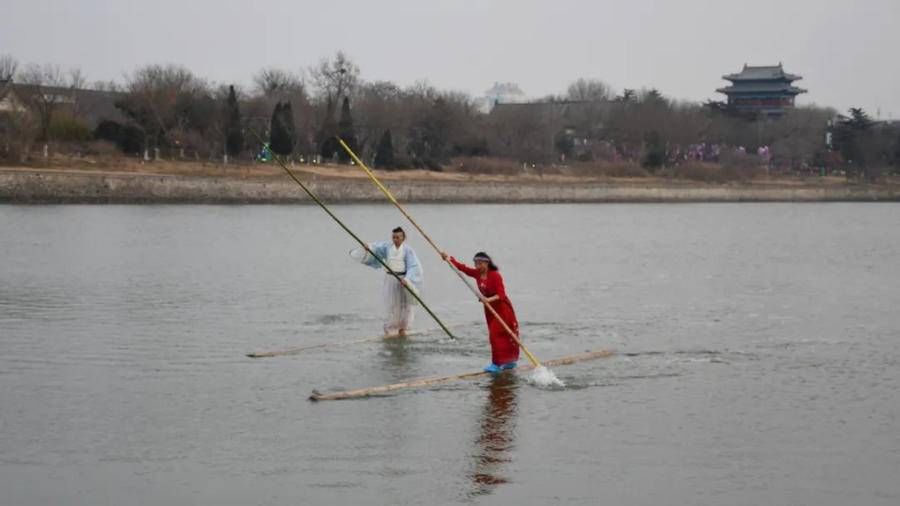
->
left=355, top=227, right=424, bottom=336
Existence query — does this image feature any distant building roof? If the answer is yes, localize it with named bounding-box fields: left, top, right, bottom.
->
left=490, top=99, right=595, bottom=115
left=723, top=63, right=802, bottom=82
left=490, top=99, right=611, bottom=132
left=491, top=99, right=589, bottom=109
left=0, top=80, right=28, bottom=114
left=11, top=83, right=127, bottom=127
left=716, top=63, right=808, bottom=116
left=478, top=82, right=528, bottom=113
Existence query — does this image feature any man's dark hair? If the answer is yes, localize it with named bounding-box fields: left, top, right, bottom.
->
left=392, top=226, right=405, bottom=235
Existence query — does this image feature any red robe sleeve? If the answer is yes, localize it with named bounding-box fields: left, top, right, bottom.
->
left=449, top=257, right=479, bottom=278
left=490, top=272, right=510, bottom=302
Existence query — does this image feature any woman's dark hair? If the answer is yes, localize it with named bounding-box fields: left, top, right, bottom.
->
left=473, top=251, right=499, bottom=271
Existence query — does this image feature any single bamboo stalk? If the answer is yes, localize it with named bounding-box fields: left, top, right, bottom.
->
left=309, top=349, right=613, bottom=401
left=246, top=330, right=428, bottom=358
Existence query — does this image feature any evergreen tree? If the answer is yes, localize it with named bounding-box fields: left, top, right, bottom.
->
left=225, top=85, right=243, bottom=157
left=337, top=96, right=358, bottom=163
left=269, top=102, right=283, bottom=154
left=554, top=130, right=574, bottom=159
left=93, top=120, right=144, bottom=154
left=641, top=130, right=665, bottom=170
left=641, top=88, right=668, bottom=108
left=617, top=89, right=637, bottom=103
left=406, top=98, right=451, bottom=169
left=892, top=130, right=900, bottom=174
left=282, top=101, right=296, bottom=155
left=270, top=101, right=295, bottom=156
left=318, top=98, right=339, bottom=160
left=833, top=107, right=874, bottom=177
left=373, top=129, right=395, bottom=169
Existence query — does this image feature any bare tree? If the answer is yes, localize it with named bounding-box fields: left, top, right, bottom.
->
left=249, top=68, right=314, bottom=155
left=0, top=54, right=34, bottom=161
left=0, top=54, right=18, bottom=82
left=253, top=68, right=304, bottom=98
left=118, top=64, right=208, bottom=154
left=204, top=84, right=237, bottom=162
left=0, top=109, right=39, bottom=163
left=17, top=63, right=69, bottom=140
left=309, top=53, right=359, bottom=159
left=310, top=51, right=359, bottom=105
left=92, top=80, right=120, bottom=92
left=352, top=80, right=404, bottom=159
left=566, top=78, right=613, bottom=102
left=66, top=67, right=89, bottom=118
left=767, top=106, right=833, bottom=171
left=402, top=84, right=480, bottom=167
left=488, top=104, right=551, bottom=162
left=68, top=68, right=87, bottom=90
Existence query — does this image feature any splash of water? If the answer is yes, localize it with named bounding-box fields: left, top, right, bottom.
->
left=527, top=365, right=566, bottom=388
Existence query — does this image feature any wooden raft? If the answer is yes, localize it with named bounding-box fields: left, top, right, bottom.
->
left=246, top=330, right=426, bottom=358
left=309, top=349, right=613, bottom=401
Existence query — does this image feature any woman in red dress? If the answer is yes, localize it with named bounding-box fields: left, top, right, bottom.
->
left=441, top=251, right=520, bottom=373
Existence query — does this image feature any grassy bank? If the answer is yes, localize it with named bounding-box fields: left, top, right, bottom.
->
left=1, top=158, right=898, bottom=204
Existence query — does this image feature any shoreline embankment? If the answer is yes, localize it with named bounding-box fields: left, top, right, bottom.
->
left=1, top=167, right=897, bottom=204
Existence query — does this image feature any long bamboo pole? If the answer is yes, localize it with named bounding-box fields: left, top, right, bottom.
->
left=249, top=131, right=456, bottom=340
left=309, top=349, right=612, bottom=401
left=337, top=137, right=541, bottom=367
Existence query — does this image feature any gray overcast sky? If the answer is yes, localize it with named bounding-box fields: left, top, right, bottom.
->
left=2, top=0, right=898, bottom=117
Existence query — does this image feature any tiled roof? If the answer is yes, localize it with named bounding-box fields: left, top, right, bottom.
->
left=489, top=100, right=611, bottom=131
left=723, top=64, right=802, bottom=82
left=490, top=100, right=611, bottom=120
left=11, top=84, right=127, bottom=126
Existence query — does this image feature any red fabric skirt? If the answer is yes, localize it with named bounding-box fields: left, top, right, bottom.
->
left=485, top=301, right=519, bottom=365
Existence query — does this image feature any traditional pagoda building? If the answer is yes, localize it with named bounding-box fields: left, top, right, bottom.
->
left=717, top=63, right=807, bottom=116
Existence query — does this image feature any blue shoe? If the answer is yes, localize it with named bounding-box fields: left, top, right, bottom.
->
left=500, top=361, right=517, bottom=370
left=483, top=363, right=502, bottom=374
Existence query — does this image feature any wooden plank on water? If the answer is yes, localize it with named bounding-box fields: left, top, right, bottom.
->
left=309, top=349, right=613, bottom=401
left=246, top=330, right=430, bottom=358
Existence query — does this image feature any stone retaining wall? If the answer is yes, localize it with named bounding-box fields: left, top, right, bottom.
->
left=1, top=169, right=897, bottom=203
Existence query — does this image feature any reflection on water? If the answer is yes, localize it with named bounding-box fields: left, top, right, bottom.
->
left=468, top=373, right=519, bottom=497
left=380, top=337, right=416, bottom=380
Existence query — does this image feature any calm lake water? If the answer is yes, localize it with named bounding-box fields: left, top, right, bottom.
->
left=1, top=203, right=899, bottom=505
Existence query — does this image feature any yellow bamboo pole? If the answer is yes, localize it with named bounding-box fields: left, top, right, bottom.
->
left=337, top=137, right=542, bottom=367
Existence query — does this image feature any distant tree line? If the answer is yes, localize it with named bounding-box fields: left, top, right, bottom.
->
left=1, top=51, right=899, bottom=180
